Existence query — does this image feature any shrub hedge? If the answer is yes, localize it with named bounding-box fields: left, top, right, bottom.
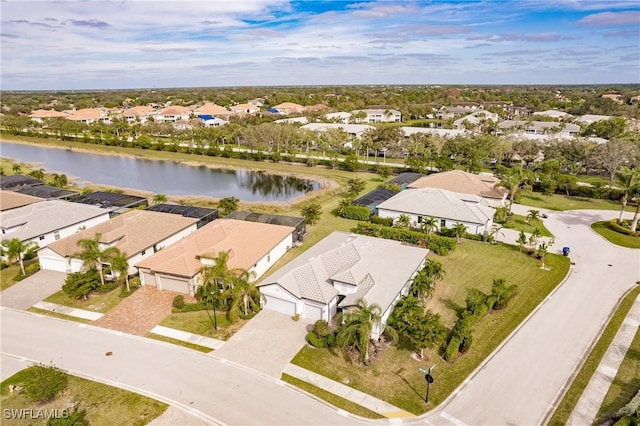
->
left=609, top=219, right=639, bottom=236
left=339, top=205, right=371, bottom=221
left=352, top=223, right=456, bottom=255
left=370, top=215, right=393, bottom=226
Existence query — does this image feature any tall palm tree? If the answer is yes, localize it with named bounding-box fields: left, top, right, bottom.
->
left=224, top=272, right=261, bottom=323
left=336, top=298, right=384, bottom=364
left=29, top=168, right=45, bottom=181
left=108, top=248, right=130, bottom=291
left=452, top=222, right=468, bottom=243
left=614, top=167, right=639, bottom=224
left=419, top=217, right=438, bottom=235
left=1, top=238, right=38, bottom=275
left=423, top=259, right=445, bottom=281
left=12, top=163, right=21, bottom=174
left=500, top=167, right=526, bottom=214
left=526, top=209, right=540, bottom=225
left=409, top=269, right=435, bottom=302
left=75, top=233, right=115, bottom=287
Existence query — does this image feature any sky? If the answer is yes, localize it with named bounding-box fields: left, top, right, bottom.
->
left=1, top=0, right=639, bottom=90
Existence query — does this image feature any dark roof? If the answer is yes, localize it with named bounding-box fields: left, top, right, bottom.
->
left=388, top=172, right=426, bottom=186
left=0, top=174, right=43, bottom=190
left=15, top=185, right=78, bottom=200
left=70, top=191, right=148, bottom=209
left=147, top=203, right=218, bottom=219
left=225, top=210, right=305, bottom=229
left=353, top=188, right=400, bottom=208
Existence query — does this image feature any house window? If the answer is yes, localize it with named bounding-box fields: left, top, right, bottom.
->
left=141, top=250, right=146, bottom=255
left=267, top=252, right=271, bottom=262
left=54, top=231, right=60, bottom=241
left=440, top=219, right=446, bottom=228
left=39, top=235, right=45, bottom=241
left=417, top=216, right=424, bottom=224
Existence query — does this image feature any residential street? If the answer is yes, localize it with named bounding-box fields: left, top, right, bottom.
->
left=421, top=207, right=640, bottom=426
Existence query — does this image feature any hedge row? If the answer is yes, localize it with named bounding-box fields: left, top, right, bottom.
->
left=338, top=205, right=371, bottom=221
left=608, top=219, right=640, bottom=236
left=352, top=223, right=456, bottom=255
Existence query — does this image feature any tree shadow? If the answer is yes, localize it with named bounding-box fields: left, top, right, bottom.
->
left=440, top=297, right=464, bottom=317
left=393, top=367, right=424, bottom=400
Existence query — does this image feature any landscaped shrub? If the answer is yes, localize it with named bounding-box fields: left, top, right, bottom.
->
left=172, top=295, right=185, bottom=310
left=173, top=302, right=208, bottom=313
left=62, top=269, right=101, bottom=299
left=444, top=335, right=461, bottom=361
left=326, top=333, right=337, bottom=347
left=24, top=363, right=68, bottom=404
left=352, top=223, right=456, bottom=255
left=306, top=332, right=327, bottom=348
left=370, top=215, right=393, bottom=226
left=459, top=335, right=473, bottom=354
left=615, top=390, right=640, bottom=420
left=339, top=205, right=370, bottom=221
left=609, top=219, right=639, bottom=236
left=312, top=320, right=331, bottom=338
left=25, top=262, right=40, bottom=275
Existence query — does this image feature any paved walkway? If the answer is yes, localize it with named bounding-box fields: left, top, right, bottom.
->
left=150, top=325, right=225, bottom=350
left=283, top=363, right=413, bottom=418
left=92, top=285, right=177, bottom=336
left=213, top=309, right=312, bottom=378
left=33, top=301, right=104, bottom=320
left=568, top=294, right=640, bottom=425
left=0, top=270, right=66, bottom=310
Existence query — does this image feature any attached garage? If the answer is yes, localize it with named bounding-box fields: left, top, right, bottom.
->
left=157, top=275, right=189, bottom=294
left=264, top=294, right=296, bottom=316
left=303, top=303, right=324, bottom=321
left=141, top=271, right=157, bottom=287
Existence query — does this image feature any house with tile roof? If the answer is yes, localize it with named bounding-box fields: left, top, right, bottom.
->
left=272, top=102, right=305, bottom=115
left=229, top=103, right=260, bottom=115
left=135, top=219, right=295, bottom=295
left=121, top=105, right=156, bottom=124
left=65, top=108, right=111, bottom=124
left=376, top=187, right=496, bottom=235
left=0, top=200, right=112, bottom=254
left=258, top=232, right=428, bottom=337
left=0, top=190, right=43, bottom=212
left=155, top=106, right=192, bottom=122
left=38, top=210, right=199, bottom=275
left=408, top=170, right=507, bottom=206
left=29, top=109, right=68, bottom=123
left=194, top=103, right=232, bottom=119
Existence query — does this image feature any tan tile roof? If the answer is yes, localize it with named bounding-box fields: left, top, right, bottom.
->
left=46, top=210, right=198, bottom=257
left=121, top=106, right=155, bottom=118
left=229, top=103, right=258, bottom=113
left=159, top=106, right=192, bottom=115
left=274, top=102, right=305, bottom=112
left=135, top=219, right=294, bottom=278
left=29, top=109, right=68, bottom=119
left=66, top=108, right=105, bottom=121
left=194, top=103, right=231, bottom=116
left=0, top=190, right=43, bottom=211
left=408, top=170, right=506, bottom=199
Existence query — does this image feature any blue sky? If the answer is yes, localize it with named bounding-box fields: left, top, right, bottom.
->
left=1, top=0, right=639, bottom=90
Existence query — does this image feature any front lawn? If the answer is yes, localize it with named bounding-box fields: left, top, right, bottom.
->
left=292, top=241, right=570, bottom=414
left=517, top=192, right=628, bottom=212
left=159, top=310, right=248, bottom=341
left=501, top=213, right=553, bottom=237
left=1, top=365, right=167, bottom=425
left=0, top=259, right=39, bottom=291
left=44, top=287, right=123, bottom=313
left=591, top=221, right=640, bottom=249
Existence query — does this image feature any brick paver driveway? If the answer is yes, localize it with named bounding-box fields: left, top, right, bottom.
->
left=92, top=285, right=179, bottom=336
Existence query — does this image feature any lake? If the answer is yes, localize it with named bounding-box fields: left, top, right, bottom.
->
left=0, top=141, right=321, bottom=202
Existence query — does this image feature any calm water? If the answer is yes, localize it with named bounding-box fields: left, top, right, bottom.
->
left=0, top=142, right=321, bottom=201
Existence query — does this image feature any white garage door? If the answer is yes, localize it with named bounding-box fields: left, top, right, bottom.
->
left=142, top=272, right=156, bottom=287
left=264, top=294, right=296, bottom=316
left=304, top=303, right=323, bottom=321
left=158, top=276, right=189, bottom=293
left=38, top=256, right=67, bottom=273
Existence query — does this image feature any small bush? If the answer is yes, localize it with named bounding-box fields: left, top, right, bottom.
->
left=172, top=295, right=185, bottom=310
left=460, top=335, right=473, bottom=354
left=25, top=262, right=40, bottom=275
left=339, top=205, right=371, bottom=221
left=173, top=302, right=208, bottom=313
left=609, top=219, right=640, bottom=236
left=24, top=363, right=68, bottom=404
left=370, top=215, right=393, bottom=226
left=313, top=320, right=331, bottom=337
left=444, top=335, right=461, bottom=361
left=352, top=223, right=456, bottom=255
left=326, top=333, right=337, bottom=347
left=306, top=332, right=327, bottom=348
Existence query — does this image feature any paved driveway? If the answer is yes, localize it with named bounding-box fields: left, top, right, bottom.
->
left=213, top=309, right=312, bottom=378
left=0, top=269, right=66, bottom=310
left=422, top=208, right=640, bottom=426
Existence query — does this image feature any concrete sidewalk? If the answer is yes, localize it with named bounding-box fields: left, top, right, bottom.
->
left=283, top=363, right=414, bottom=418
left=568, top=294, right=640, bottom=425
left=150, top=325, right=225, bottom=350
left=33, top=301, right=104, bottom=321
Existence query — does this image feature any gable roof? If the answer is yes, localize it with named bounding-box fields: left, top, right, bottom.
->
left=158, top=106, right=192, bottom=116
left=259, top=232, right=428, bottom=312
left=194, top=103, right=231, bottom=116
left=121, top=106, right=155, bottom=118
left=135, top=219, right=294, bottom=278
left=408, top=170, right=506, bottom=199
left=377, top=187, right=495, bottom=225
left=0, top=190, right=43, bottom=211
left=66, top=108, right=105, bottom=121
left=0, top=200, right=110, bottom=242
left=46, top=210, right=198, bottom=258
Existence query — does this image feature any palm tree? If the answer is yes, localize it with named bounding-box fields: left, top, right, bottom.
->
left=517, top=230, right=527, bottom=252
left=1, top=238, right=38, bottom=275
left=526, top=209, right=540, bottom=225
left=153, top=193, right=168, bottom=204
left=529, top=228, right=542, bottom=250
left=628, top=183, right=640, bottom=232
left=410, top=269, right=435, bottom=302
left=12, top=163, right=21, bottom=174
left=395, top=214, right=412, bottom=229
left=423, top=259, right=445, bottom=281
left=75, top=233, right=115, bottom=287
left=29, top=168, right=45, bottom=180
left=108, top=248, right=130, bottom=291
left=223, top=272, right=261, bottom=323
left=419, top=217, right=438, bottom=235
left=614, top=167, right=639, bottom=224
left=500, top=167, right=526, bottom=214
left=452, top=222, right=467, bottom=243
left=537, top=242, right=549, bottom=269
left=336, top=298, right=384, bottom=364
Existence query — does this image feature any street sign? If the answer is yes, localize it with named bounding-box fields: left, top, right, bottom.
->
left=418, top=367, right=429, bottom=374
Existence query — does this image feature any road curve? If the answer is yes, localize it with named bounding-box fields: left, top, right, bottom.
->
left=0, top=308, right=365, bottom=426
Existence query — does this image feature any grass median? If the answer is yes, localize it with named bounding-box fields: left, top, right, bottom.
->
left=591, top=221, right=640, bottom=249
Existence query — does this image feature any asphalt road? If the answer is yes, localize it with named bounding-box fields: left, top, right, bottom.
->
left=421, top=208, right=640, bottom=425
left=0, top=308, right=363, bottom=426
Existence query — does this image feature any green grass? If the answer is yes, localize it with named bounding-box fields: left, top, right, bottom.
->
left=27, top=307, right=92, bottom=324
left=501, top=213, right=553, bottom=237
left=281, top=373, right=385, bottom=420
left=595, top=327, right=640, bottom=424
left=292, top=241, right=570, bottom=415
left=1, top=365, right=167, bottom=426
left=547, top=286, right=640, bottom=426
left=44, top=287, right=123, bottom=314
left=0, top=259, right=39, bottom=291
left=159, top=310, right=247, bottom=341
left=145, top=333, right=213, bottom=353
left=518, top=192, right=629, bottom=212
left=591, top=221, right=640, bottom=249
